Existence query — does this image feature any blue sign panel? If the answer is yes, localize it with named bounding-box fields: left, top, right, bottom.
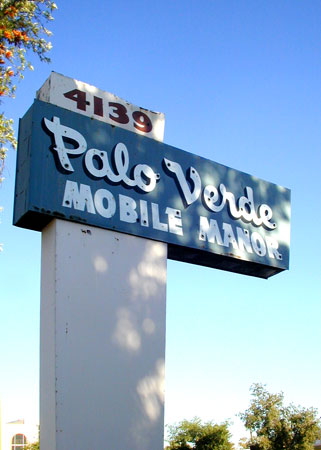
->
left=14, top=100, right=291, bottom=278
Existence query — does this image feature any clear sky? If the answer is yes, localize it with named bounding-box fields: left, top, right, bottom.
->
left=1, top=0, right=321, bottom=446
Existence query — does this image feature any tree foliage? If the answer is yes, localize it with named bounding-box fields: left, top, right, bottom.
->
left=0, top=0, right=57, bottom=179
left=26, top=440, right=39, bottom=450
left=166, top=417, right=234, bottom=450
left=239, top=383, right=321, bottom=450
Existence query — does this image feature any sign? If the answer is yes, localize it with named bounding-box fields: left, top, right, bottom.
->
left=37, top=72, right=165, bottom=142
left=14, top=100, right=291, bottom=278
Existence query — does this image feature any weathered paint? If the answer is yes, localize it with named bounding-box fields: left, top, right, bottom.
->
left=37, top=72, right=165, bottom=142
left=14, top=100, right=291, bottom=278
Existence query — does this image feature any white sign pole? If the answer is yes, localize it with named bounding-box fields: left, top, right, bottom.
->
left=39, top=75, right=167, bottom=449
left=40, top=222, right=167, bottom=449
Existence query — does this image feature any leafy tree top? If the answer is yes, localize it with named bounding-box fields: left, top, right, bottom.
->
left=166, top=417, right=234, bottom=450
left=239, top=383, right=321, bottom=450
left=0, top=0, right=57, bottom=178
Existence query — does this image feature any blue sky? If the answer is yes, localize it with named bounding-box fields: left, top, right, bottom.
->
left=1, top=0, right=321, bottom=445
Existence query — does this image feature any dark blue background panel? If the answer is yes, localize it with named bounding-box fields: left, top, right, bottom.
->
left=14, top=100, right=291, bottom=279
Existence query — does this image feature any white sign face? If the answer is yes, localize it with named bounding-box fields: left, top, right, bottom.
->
left=36, top=72, right=165, bottom=142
